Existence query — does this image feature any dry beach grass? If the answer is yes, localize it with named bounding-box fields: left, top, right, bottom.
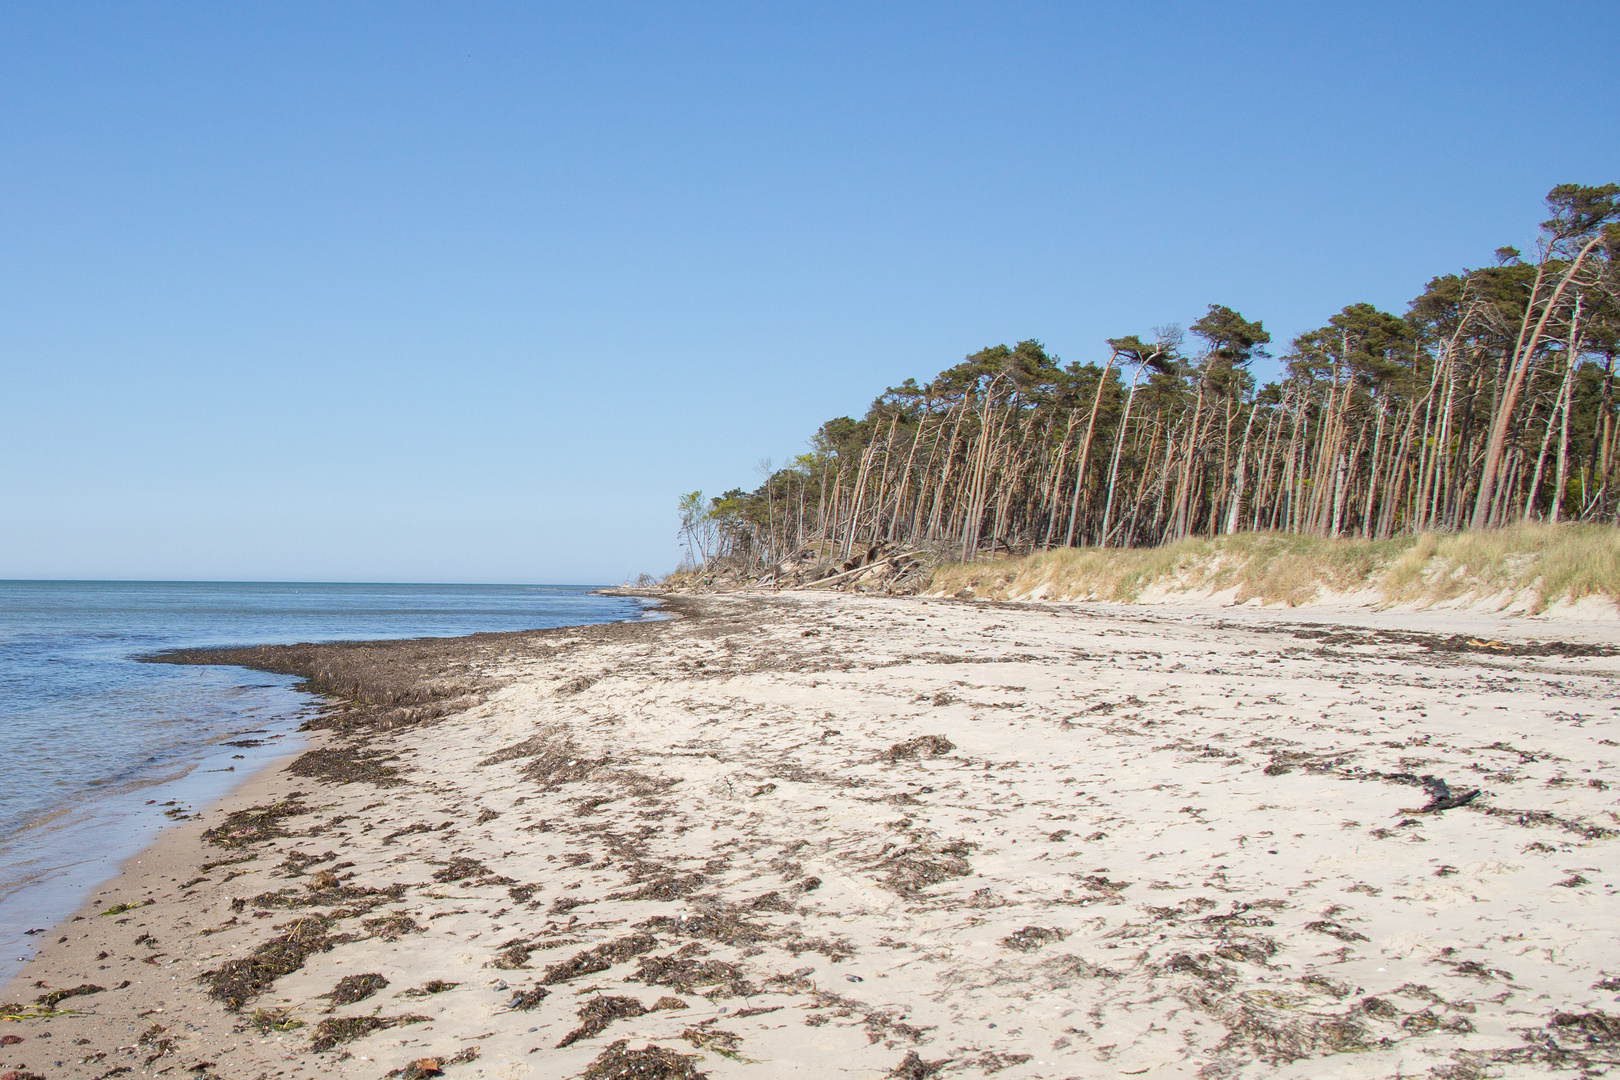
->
left=927, top=524, right=1620, bottom=614
left=3, top=592, right=1619, bottom=1079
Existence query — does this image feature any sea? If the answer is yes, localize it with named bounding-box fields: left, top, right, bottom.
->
left=0, top=580, right=652, bottom=984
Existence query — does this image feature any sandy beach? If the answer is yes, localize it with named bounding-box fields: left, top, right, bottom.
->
left=4, top=592, right=1619, bottom=1080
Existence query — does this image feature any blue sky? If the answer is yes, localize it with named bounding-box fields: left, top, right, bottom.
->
left=2, top=2, right=1616, bottom=582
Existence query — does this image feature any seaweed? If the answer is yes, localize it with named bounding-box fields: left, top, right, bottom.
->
left=887, top=1051, right=950, bottom=1078
left=581, top=1041, right=708, bottom=1080
left=630, top=956, right=754, bottom=998
left=325, top=973, right=388, bottom=1005
left=1162, top=952, right=1238, bottom=992
left=1548, top=1010, right=1620, bottom=1044
left=289, top=744, right=402, bottom=785
left=249, top=1007, right=305, bottom=1033
left=203, top=915, right=337, bottom=1010
left=364, top=912, right=424, bottom=940
left=1214, top=937, right=1278, bottom=965
left=235, top=881, right=407, bottom=913
left=480, top=730, right=608, bottom=788
left=1214, top=1006, right=1367, bottom=1064
left=876, top=839, right=974, bottom=895
left=557, top=996, right=649, bottom=1047
left=643, top=905, right=771, bottom=948
left=491, top=938, right=538, bottom=970
left=385, top=1048, right=481, bottom=1079
left=402, top=979, right=460, bottom=997
left=541, top=934, right=658, bottom=985
left=34, top=983, right=104, bottom=1008
left=742, top=890, right=793, bottom=913
left=432, top=857, right=488, bottom=883
left=146, top=635, right=509, bottom=735
left=279, top=849, right=339, bottom=875
left=883, top=736, right=955, bottom=761
left=138, top=1021, right=175, bottom=1065
left=680, top=1027, right=743, bottom=1057
left=1304, top=919, right=1369, bottom=944
left=309, top=1014, right=428, bottom=1052
left=507, top=985, right=550, bottom=1010
left=97, top=899, right=154, bottom=916
left=611, top=873, right=708, bottom=902
left=1000, top=926, right=1065, bottom=952
left=201, top=797, right=310, bottom=848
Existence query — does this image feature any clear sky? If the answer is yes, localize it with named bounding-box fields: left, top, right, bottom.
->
left=3, top=3, right=1617, bottom=583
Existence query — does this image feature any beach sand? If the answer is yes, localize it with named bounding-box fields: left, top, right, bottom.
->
left=4, top=592, right=1619, bottom=1080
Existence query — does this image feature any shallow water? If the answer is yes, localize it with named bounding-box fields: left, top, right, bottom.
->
left=0, top=580, right=649, bottom=981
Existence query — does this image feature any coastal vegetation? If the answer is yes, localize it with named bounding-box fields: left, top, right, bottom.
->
left=679, top=185, right=1620, bottom=588
left=928, top=522, right=1620, bottom=611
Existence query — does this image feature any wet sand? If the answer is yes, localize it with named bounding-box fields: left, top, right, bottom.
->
left=4, top=593, right=1619, bottom=1080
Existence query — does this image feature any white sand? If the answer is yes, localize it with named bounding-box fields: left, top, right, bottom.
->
left=6, top=593, right=1619, bottom=1079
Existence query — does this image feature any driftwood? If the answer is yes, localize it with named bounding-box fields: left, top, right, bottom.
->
left=795, top=550, right=925, bottom=590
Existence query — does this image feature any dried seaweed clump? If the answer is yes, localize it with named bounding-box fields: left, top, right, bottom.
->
left=541, top=933, right=658, bottom=985
left=364, top=912, right=424, bottom=940
left=1213, top=1002, right=1367, bottom=1064
left=201, top=797, right=309, bottom=848
left=326, top=973, right=388, bottom=1005
left=1161, top=952, right=1238, bottom=993
left=888, top=1051, right=951, bottom=1078
left=249, top=1007, right=305, bottom=1033
left=479, top=730, right=606, bottom=788
left=203, top=915, right=338, bottom=1010
left=883, top=736, right=955, bottom=761
left=1215, top=937, right=1278, bottom=965
left=508, top=985, right=550, bottom=1010
left=1001, top=926, right=1066, bottom=952
left=35, top=983, right=104, bottom=1008
left=680, top=1027, right=741, bottom=1056
left=643, top=904, right=771, bottom=947
left=612, top=872, right=708, bottom=902
left=288, top=744, right=403, bottom=787
left=877, top=839, right=974, bottom=895
left=1547, top=1010, right=1620, bottom=1047
left=971, top=1051, right=1031, bottom=1074
left=235, top=880, right=407, bottom=913
left=631, top=956, right=755, bottom=998
left=492, top=937, right=539, bottom=970
left=387, top=1047, right=480, bottom=1079
left=309, top=1014, right=428, bottom=1053
left=432, top=857, right=488, bottom=883
left=582, top=1040, right=708, bottom=1080
left=403, top=979, right=460, bottom=997
left=557, top=996, right=649, bottom=1047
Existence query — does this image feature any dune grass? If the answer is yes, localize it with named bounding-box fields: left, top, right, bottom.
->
left=926, top=524, right=1620, bottom=613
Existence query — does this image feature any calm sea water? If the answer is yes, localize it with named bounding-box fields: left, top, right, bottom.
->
left=0, top=581, right=650, bottom=982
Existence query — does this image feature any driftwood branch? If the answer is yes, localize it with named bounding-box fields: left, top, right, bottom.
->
left=794, top=551, right=926, bottom=590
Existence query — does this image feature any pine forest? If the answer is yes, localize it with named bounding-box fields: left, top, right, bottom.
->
left=680, top=185, right=1620, bottom=574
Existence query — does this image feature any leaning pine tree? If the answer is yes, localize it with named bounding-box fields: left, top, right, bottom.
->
left=683, top=184, right=1620, bottom=576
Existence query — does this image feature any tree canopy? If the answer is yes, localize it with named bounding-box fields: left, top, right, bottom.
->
left=681, top=184, right=1620, bottom=572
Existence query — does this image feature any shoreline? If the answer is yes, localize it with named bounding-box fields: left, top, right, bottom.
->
left=0, top=677, right=314, bottom=987
left=0, top=582, right=655, bottom=989
left=5, top=592, right=1618, bottom=1078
